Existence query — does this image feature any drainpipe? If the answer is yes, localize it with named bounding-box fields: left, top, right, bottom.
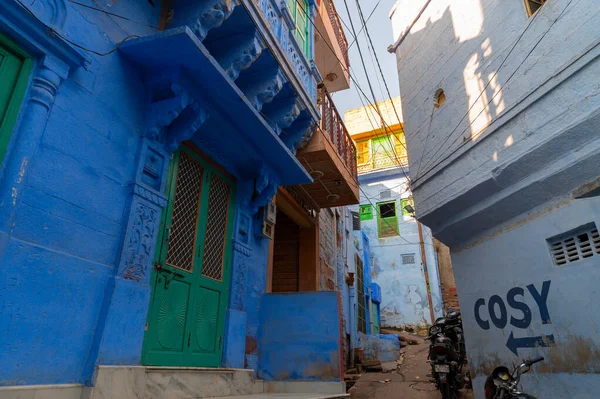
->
left=417, top=221, right=436, bottom=325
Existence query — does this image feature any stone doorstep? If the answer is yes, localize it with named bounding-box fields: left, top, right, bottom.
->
left=0, top=369, right=347, bottom=399
left=0, top=385, right=348, bottom=399
left=0, top=384, right=83, bottom=399
left=214, top=395, right=349, bottom=399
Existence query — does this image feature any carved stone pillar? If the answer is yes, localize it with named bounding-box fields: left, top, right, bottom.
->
left=94, top=139, right=169, bottom=366
left=223, top=181, right=254, bottom=369
left=0, top=60, right=66, bottom=233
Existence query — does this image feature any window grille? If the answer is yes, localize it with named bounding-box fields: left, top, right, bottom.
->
left=201, top=174, right=231, bottom=281
left=165, top=152, right=204, bottom=272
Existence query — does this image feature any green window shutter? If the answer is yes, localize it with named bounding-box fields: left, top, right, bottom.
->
left=377, top=215, right=399, bottom=238
left=359, top=204, right=373, bottom=221
left=401, top=197, right=415, bottom=216
left=289, top=0, right=310, bottom=58
left=377, top=201, right=399, bottom=238
left=0, top=33, right=32, bottom=164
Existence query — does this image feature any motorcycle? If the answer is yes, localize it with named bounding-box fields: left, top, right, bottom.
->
left=484, top=356, right=544, bottom=399
left=427, top=309, right=467, bottom=399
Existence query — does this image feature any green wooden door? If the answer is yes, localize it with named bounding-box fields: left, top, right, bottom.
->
left=370, top=303, right=380, bottom=334
left=142, top=145, right=236, bottom=367
left=0, top=33, right=33, bottom=163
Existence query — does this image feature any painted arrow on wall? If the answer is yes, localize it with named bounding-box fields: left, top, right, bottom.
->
left=506, top=331, right=555, bottom=356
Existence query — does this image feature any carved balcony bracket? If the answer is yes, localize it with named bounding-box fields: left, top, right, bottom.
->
left=242, top=68, right=288, bottom=111
left=143, top=73, right=211, bottom=153
left=280, top=115, right=315, bottom=154
left=180, top=0, right=238, bottom=41
left=208, top=31, right=266, bottom=82
left=251, top=164, right=279, bottom=214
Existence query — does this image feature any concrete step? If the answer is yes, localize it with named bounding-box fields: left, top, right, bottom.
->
left=214, top=395, right=349, bottom=399
left=91, top=366, right=259, bottom=398
left=90, top=366, right=347, bottom=399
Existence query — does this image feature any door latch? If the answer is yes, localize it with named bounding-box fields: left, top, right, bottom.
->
left=154, top=263, right=184, bottom=289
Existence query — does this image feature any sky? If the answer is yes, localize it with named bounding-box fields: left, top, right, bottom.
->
left=330, top=0, right=400, bottom=118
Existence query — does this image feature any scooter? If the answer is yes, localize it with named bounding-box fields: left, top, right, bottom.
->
left=484, top=356, right=544, bottom=399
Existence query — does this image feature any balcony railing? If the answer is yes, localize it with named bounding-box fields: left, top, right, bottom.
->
left=324, top=0, right=349, bottom=68
left=319, top=84, right=357, bottom=181
left=257, top=0, right=319, bottom=103
left=358, top=153, right=409, bottom=173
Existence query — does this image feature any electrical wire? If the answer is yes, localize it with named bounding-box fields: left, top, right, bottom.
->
left=354, top=0, right=407, bottom=164
left=16, top=0, right=140, bottom=56
left=67, top=0, right=160, bottom=29
left=340, top=0, right=408, bottom=174
left=23, top=0, right=418, bottom=244
left=339, top=0, right=411, bottom=163
left=358, top=187, right=418, bottom=246
left=293, top=0, right=412, bottom=179
left=413, top=0, right=574, bottom=184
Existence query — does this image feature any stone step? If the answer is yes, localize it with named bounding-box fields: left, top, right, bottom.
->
left=215, top=395, right=349, bottom=399
left=90, top=366, right=347, bottom=399
left=92, top=366, right=258, bottom=398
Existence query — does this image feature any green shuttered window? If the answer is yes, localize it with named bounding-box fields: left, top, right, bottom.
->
left=377, top=201, right=399, bottom=238
left=287, top=0, right=310, bottom=57
left=0, top=33, right=32, bottom=164
left=359, top=204, right=373, bottom=221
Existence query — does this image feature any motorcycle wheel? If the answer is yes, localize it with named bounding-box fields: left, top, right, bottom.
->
left=440, top=383, right=453, bottom=399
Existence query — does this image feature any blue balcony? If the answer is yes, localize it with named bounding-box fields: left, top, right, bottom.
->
left=118, top=0, right=325, bottom=189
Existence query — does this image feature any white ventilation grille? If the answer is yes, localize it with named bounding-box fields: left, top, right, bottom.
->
left=548, top=224, right=600, bottom=266
left=402, top=254, right=415, bottom=265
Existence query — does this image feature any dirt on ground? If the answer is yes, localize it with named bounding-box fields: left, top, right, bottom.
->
left=349, top=336, right=474, bottom=399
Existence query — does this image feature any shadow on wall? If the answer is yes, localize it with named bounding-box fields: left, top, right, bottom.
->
left=398, top=1, right=525, bottom=193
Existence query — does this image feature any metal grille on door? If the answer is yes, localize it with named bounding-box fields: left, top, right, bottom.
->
left=166, top=152, right=204, bottom=271
left=201, top=174, right=231, bottom=281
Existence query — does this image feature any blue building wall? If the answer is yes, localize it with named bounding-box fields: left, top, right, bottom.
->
left=0, top=2, right=155, bottom=385
left=359, top=333, right=400, bottom=363
left=0, top=0, right=320, bottom=387
left=258, top=292, right=343, bottom=381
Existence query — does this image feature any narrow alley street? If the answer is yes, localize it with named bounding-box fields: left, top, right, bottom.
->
left=349, top=335, right=473, bottom=399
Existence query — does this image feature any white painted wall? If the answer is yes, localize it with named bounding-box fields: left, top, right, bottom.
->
left=351, top=171, right=443, bottom=328
left=389, top=1, right=600, bottom=397
left=453, top=196, right=600, bottom=397
left=389, top=0, right=600, bottom=246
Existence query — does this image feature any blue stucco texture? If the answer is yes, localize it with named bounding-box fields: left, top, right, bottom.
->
left=223, top=309, right=247, bottom=369
left=95, top=278, right=151, bottom=367
left=359, top=333, right=401, bottom=363
left=0, top=0, right=322, bottom=387
left=258, top=292, right=343, bottom=382
left=0, top=240, right=111, bottom=385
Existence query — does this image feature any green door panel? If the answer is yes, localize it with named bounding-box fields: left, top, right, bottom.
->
left=188, top=288, right=220, bottom=357
left=143, top=278, right=192, bottom=364
left=142, top=145, right=236, bottom=367
left=0, top=33, right=33, bottom=163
